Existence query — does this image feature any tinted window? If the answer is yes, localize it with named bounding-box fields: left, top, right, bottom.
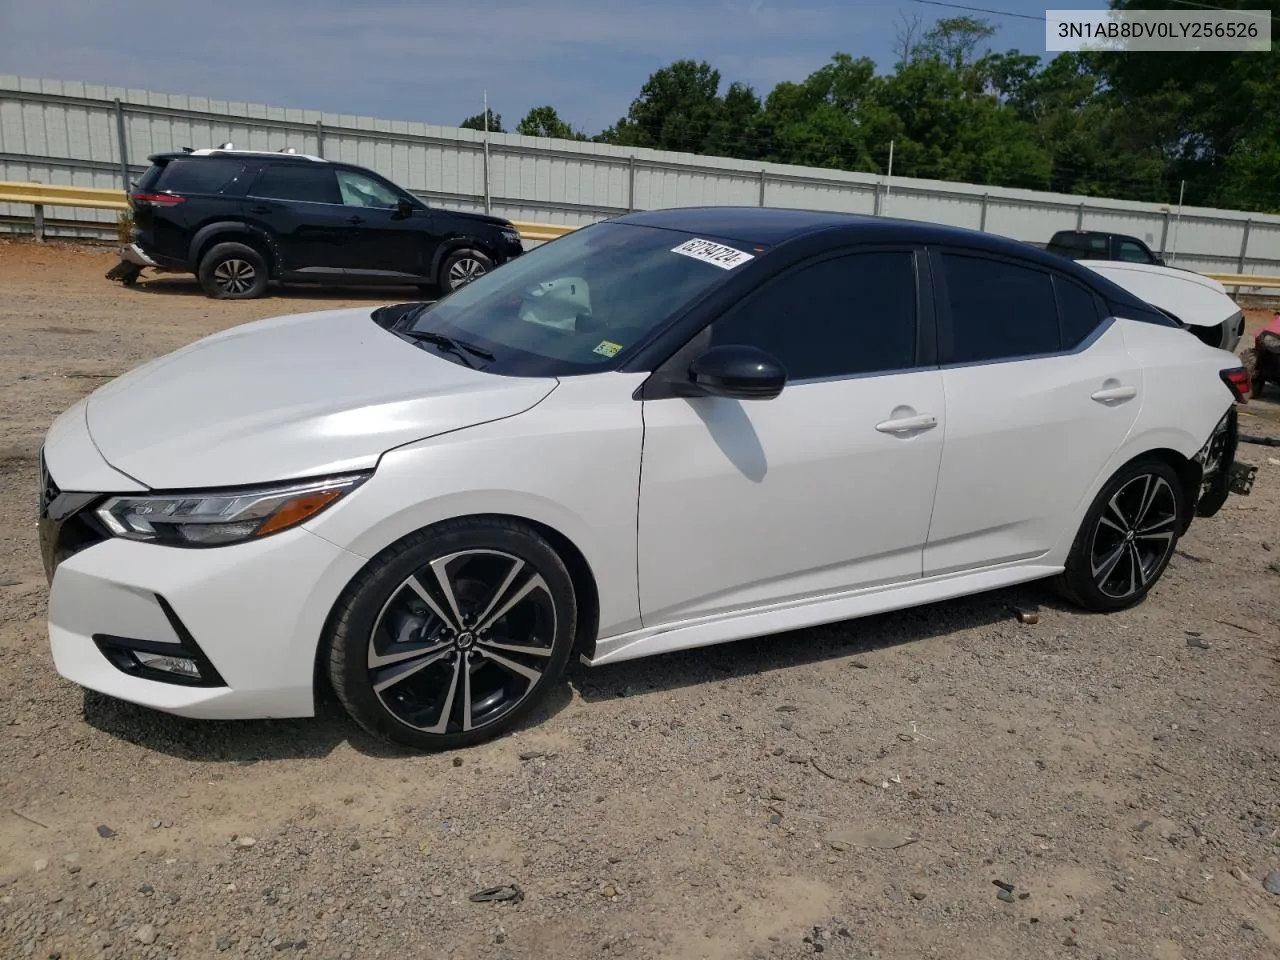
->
left=1116, top=239, right=1153, bottom=263
left=336, top=169, right=403, bottom=208
left=1048, top=233, right=1106, bottom=257
left=1054, top=276, right=1103, bottom=348
left=250, top=165, right=341, bottom=204
left=709, top=251, right=917, bottom=380
left=941, top=254, right=1060, bottom=363
left=155, top=158, right=246, bottom=194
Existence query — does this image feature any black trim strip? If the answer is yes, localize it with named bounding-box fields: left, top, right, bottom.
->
left=91, top=593, right=227, bottom=688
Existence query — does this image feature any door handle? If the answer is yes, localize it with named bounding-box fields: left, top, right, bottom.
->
left=875, top=413, right=938, bottom=434
left=346, top=215, right=364, bottom=225
left=1091, top=385, right=1137, bottom=404
left=249, top=205, right=271, bottom=214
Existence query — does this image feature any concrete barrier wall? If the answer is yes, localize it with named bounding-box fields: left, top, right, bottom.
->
left=4, top=74, right=1280, bottom=275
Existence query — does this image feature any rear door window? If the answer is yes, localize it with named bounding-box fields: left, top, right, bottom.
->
left=940, top=253, right=1061, bottom=363
left=155, top=158, right=247, bottom=194
left=249, top=164, right=342, bottom=205
left=1054, top=275, right=1105, bottom=349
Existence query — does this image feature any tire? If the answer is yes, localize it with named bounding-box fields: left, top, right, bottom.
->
left=1055, top=457, right=1185, bottom=612
left=438, top=248, right=493, bottom=294
left=327, top=517, right=578, bottom=750
left=198, top=242, right=269, bottom=299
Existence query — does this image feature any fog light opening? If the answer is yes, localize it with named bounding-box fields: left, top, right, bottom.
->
left=131, top=650, right=202, bottom=680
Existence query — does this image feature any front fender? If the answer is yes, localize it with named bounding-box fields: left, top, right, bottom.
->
left=302, top=373, right=648, bottom=637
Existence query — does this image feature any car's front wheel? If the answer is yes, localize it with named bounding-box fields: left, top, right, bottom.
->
left=198, top=242, right=269, bottom=299
left=1056, top=457, right=1185, bottom=612
left=439, top=248, right=493, bottom=295
left=327, top=517, right=578, bottom=750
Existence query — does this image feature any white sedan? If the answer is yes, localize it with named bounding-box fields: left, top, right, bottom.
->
left=39, top=207, right=1257, bottom=749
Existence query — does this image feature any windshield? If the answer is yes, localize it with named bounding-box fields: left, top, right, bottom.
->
left=402, top=221, right=755, bottom=376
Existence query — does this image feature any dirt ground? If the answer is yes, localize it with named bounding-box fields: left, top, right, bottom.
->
left=1, top=238, right=1278, bottom=960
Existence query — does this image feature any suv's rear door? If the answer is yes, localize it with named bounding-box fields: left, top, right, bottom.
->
left=131, top=156, right=250, bottom=264
left=242, top=163, right=353, bottom=277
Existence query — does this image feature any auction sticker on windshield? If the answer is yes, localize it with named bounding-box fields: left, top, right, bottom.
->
left=671, top=238, right=755, bottom=270
left=593, top=340, right=623, bottom=358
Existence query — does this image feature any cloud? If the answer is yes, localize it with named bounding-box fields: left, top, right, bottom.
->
left=0, top=0, right=1037, bottom=133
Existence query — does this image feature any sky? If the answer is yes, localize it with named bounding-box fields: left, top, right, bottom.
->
left=0, top=0, right=1065, bottom=134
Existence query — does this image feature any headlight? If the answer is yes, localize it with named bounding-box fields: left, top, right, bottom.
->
left=1260, top=331, right=1280, bottom=352
left=95, top=472, right=369, bottom=547
left=501, top=228, right=521, bottom=245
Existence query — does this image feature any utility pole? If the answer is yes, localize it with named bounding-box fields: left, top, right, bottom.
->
left=483, top=90, right=492, bottom=215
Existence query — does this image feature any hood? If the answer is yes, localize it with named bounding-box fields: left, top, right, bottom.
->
left=1078, top=260, right=1238, bottom=328
left=449, top=209, right=514, bottom=229
left=84, top=307, right=556, bottom=489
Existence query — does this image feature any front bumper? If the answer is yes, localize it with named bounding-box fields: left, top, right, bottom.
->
left=40, top=455, right=367, bottom=719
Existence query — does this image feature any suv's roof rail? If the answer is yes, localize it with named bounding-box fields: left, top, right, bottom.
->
left=188, top=146, right=327, bottom=163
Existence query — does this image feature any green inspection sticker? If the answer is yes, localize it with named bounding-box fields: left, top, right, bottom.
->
left=593, top=340, right=623, bottom=358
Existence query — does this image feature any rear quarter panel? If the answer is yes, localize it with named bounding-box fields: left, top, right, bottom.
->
left=1046, top=318, right=1237, bottom=561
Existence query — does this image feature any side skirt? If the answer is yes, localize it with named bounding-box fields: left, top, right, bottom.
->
left=584, top=561, right=1062, bottom=667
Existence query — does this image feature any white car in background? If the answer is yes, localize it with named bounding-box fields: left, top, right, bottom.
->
left=38, top=208, right=1257, bottom=750
left=1078, top=259, right=1246, bottom=353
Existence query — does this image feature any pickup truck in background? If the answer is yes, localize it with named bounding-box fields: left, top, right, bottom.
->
left=1046, top=229, right=1166, bottom=266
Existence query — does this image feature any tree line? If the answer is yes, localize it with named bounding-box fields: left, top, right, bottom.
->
left=460, top=1, right=1279, bottom=214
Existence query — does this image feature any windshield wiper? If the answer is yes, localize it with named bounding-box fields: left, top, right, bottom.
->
left=398, top=329, right=495, bottom=367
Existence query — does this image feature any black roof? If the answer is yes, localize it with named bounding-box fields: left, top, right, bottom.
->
left=609, top=205, right=1173, bottom=323
left=615, top=205, right=1080, bottom=266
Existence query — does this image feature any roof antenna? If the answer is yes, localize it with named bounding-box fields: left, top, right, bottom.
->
left=218, top=141, right=234, bottom=150
left=278, top=147, right=297, bottom=154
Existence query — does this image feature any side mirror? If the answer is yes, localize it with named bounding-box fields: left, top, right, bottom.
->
left=688, top=344, right=786, bottom=400
left=393, top=199, right=415, bottom=219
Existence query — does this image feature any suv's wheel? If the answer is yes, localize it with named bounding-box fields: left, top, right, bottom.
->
left=198, top=242, right=269, bottom=299
left=1056, top=457, right=1185, bottom=612
left=327, top=517, right=578, bottom=750
left=439, top=249, right=493, bottom=294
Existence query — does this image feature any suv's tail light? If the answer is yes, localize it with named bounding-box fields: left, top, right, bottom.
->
left=1220, top=366, right=1251, bottom=403
left=131, top=193, right=185, bottom=206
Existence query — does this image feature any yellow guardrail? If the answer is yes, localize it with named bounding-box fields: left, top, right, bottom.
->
left=4, top=182, right=1278, bottom=286
left=512, top=221, right=576, bottom=242
left=0, top=180, right=578, bottom=244
left=0, top=181, right=129, bottom=210
left=1202, top=273, right=1280, bottom=289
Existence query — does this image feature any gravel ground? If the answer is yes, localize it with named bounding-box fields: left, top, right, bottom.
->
left=1, top=238, right=1279, bottom=960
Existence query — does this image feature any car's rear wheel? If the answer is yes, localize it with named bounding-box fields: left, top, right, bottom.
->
left=327, top=517, right=577, bottom=750
left=439, top=248, right=492, bottom=294
left=1056, top=457, right=1185, bottom=612
left=198, top=242, right=269, bottom=299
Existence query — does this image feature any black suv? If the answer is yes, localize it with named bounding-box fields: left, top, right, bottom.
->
left=107, top=148, right=524, bottom=299
left=1045, top=229, right=1165, bottom=266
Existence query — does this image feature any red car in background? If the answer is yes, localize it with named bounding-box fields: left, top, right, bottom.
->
left=1247, top=311, right=1280, bottom=398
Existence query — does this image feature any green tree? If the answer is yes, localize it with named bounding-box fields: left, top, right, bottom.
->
left=460, top=109, right=504, bottom=133
left=757, top=54, right=891, bottom=170
left=596, top=60, right=729, bottom=153
left=516, top=106, right=586, bottom=140
left=518, top=0, right=1280, bottom=214
left=1091, top=0, right=1280, bottom=210
left=916, top=15, right=997, bottom=69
